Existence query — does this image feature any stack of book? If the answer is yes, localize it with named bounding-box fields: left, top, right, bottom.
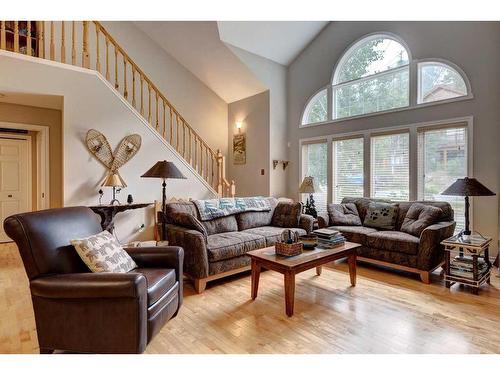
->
left=449, top=255, right=489, bottom=279
left=313, top=228, right=345, bottom=249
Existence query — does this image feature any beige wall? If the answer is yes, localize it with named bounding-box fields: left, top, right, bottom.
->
left=0, top=102, right=63, bottom=208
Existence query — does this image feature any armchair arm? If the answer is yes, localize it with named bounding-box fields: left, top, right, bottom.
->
left=166, top=224, right=209, bottom=279
left=125, top=246, right=183, bottom=280
left=299, top=214, right=315, bottom=233
left=30, top=272, right=147, bottom=299
left=317, top=212, right=329, bottom=229
left=418, top=221, right=456, bottom=270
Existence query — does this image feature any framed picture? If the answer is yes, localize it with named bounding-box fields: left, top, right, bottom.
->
left=233, top=133, right=246, bottom=165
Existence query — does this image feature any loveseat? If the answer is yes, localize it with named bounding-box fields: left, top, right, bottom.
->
left=318, top=197, right=456, bottom=283
left=165, top=197, right=314, bottom=293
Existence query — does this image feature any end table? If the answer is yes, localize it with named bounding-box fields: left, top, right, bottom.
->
left=441, top=234, right=492, bottom=295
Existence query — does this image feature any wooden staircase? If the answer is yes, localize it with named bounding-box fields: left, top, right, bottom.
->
left=0, top=21, right=235, bottom=197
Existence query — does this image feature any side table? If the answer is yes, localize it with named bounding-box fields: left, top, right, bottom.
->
left=89, top=203, right=153, bottom=233
left=441, top=234, right=492, bottom=294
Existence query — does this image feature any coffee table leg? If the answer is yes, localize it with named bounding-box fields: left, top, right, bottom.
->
left=316, top=266, right=322, bottom=276
left=251, top=259, right=261, bottom=300
left=348, top=252, right=356, bottom=286
left=284, top=271, right=295, bottom=317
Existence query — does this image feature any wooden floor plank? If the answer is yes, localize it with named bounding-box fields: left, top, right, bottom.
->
left=1, top=242, right=499, bottom=354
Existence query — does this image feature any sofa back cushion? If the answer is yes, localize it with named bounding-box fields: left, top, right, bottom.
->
left=169, top=212, right=207, bottom=236
left=236, top=197, right=278, bottom=231
left=165, top=201, right=199, bottom=219
left=363, top=202, right=399, bottom=230
left=341, top=197, right=391, bottom=223
left=400, top=203, right=443, bottom=237
left=271, top=201, right=302, bottom=228
left=395, top=201, right=454, bottom=230
left=327, top=203, right=362, bottom=226
left=201, top=215, right=239, bottom=236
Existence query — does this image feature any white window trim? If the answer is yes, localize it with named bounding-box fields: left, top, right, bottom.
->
left=300, top=87, right=329, bottom=126
left=298, top=115, right=474, bottom=227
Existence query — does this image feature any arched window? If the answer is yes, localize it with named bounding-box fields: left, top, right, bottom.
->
left=301, top=89, right=327, bottom=125
left=417, top=61, right=468, bottom=104
left=332, top=35, right=410, bottom=120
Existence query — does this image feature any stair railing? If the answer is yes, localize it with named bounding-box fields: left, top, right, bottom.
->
left=0, top=20, right=235, bottom=197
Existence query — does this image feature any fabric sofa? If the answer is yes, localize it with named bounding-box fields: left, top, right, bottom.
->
left=165, top=197, right=314, bottom=292
left=318, top=197, right=456, bottom=283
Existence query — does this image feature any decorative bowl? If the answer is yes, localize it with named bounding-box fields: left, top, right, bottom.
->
left=299, top=234, right=318, bottom=250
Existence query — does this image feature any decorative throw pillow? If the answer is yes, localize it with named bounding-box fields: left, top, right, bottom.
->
left=71, top=231, right=137, bottom=273
left=271, top=201, right=302, bottom=228
left=328, top=203, right=362, bottom=226
left=363, top=202, right=399, bottom=230
left=401, top=203, right=443, bottom=237
left=169, top=212, right=208, bottom=237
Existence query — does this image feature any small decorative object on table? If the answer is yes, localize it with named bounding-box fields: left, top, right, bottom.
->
left=127, top=194, right=134, bottom=204
left=299, top=176, right=317, bottom=218
left=275, top=229, right=303, bottom=257
left=442, top=234, right=492, bottom=295
left=298, top=234, right=318, bottom=250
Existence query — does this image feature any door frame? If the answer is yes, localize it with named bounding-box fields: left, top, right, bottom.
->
left=0, top=121, right=50, bottom=210
left=0, top=133, right=33, bottom=213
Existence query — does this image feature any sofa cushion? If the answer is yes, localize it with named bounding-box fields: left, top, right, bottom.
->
left=202, top=215, right=239, bottom=236
left=366, top=231, right=420, bottom=255
left=363, top=202, right=399, bottom=230
left=341, top=197, right=391, bottom=222
left=328, top=203, right=362, bottom=226
left=243, top=226, right=307, bottom=246
left=396, top=201, right=453, bottom=230
left=328, top=225, right=378, bottom=246
left=400, top=203, right=443, bottom=237
left=271, top=201, right=302, bottom=228
left=236, top=197, right=278, bottom=230
left=168, top=212, right=207, bottom=236
left=131, top=268, right=176, bottom=306
left=165, top=201, right=199, bottom=219
left=207, top=231, right=266, bottom=262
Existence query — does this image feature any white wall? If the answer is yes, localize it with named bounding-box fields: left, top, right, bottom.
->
left=287, top=21, right=500, bottom=256
left=0, top=51, right=216, bottom=243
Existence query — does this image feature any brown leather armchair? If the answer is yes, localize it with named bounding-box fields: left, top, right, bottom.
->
left=4, top=206, right=183, bottom=354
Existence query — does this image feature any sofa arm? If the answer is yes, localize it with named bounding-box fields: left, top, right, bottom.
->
left=317, top=212, right=329, bottom=229
left=166, top=224, right=209, bottom=279
left=299, top=214, right=315, bottom=233
left=418, top=221, right=456, bottom=270
left=30, top=272, right=147, bottom=299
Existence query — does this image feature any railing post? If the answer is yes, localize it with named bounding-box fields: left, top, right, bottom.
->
left=49, top=21, right=54, bottom=60
left=26, top=21, right=32, bottom=56
left=1, top=22, right=6, bottom=50
left=60, top=21, right=65, bottom=63
left=82, top=21, right=90, bottom=68
left=14, top=21, right=19, bottom=53
left=71, top=21, right=76, bottom=65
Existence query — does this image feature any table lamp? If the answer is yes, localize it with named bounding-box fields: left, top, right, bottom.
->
left=141, top=160, right=186, bottom=239
left=299, top=176, right=317, bottom=218
left=101, top=172, right=126, bottom=205
left=441, top=177, right=495, bottom=239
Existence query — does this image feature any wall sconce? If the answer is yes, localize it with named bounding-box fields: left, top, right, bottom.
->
left=235, top=121, right=243, bottom=133
left=272, top=160, right=289, bottom=170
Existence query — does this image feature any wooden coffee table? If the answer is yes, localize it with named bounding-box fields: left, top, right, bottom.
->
left=247, top=242, right=360, bottom=317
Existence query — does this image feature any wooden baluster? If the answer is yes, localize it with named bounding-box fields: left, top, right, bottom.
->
left=26, top=22, right=32, bottom=56
left=194, top=138, right=198, bottom=172
left=82, top=21, right=90, bottom=68
left=182, top=122, right=186, bottom=157
left=211, top=155, right=215, bottom=187
left=14, top=22, right=20, bottom=53
left=162, top=101, right=167, bottom=138
left=169, top=107, right=173, bottom=144
left=71, top=21, right=76, bottom=65
left=49, top=21, right=54, bottom=59
left=1, top=21, right=6, bottom=50
left=132, top=68, right=136, bottom=108
left=206, top=147, right=209, bottom=182
left=123, top=59, right=128, bottom=99
left=176, top=114, right=180, bottom=151
left=38, top=21, right=45, bottom=58
left=140, top=75, right=144, bottom=115
left=189, top=130, right=193, bottom=164
left=60, top=21, right=65, bottom=62
left=104, top=35, right=110, bottom=80
left=95, top=26, right=100, bottom=72
left=114, top=47, right=119, bottom=89
left=200, top=144, right=204, bottom=179
left=148, top=84, right=152, bottom=124
left=155, top=92, right=159, bottom=131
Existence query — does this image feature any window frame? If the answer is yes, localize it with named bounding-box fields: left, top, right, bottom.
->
left=300, top=139, right=329, bottom=214
left=300, top=87, right=330, bottom=126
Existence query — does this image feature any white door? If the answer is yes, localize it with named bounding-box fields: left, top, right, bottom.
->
left=0, top=137, right=31, bottom=242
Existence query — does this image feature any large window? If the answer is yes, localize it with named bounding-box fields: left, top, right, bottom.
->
left=418, top=62, right=467, bottom=104
left=333, top=36, right=409, bottom=120
left=301, top=142, right=328, bottom=214
left=371, top=132, right=410, bottom=201
left=332, top=137, right=364, bottom=203
left=301, top=89, right=327, bottom=125
left=418, top=126, right=467, bottom=231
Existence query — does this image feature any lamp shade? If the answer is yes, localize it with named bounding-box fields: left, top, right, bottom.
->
left=101, top=172, right=127, bottom=188
left=441, top=177, right=495, bottom=197
left=141, top=160, right=186, bottom=180
left=299, top=176, right=315, bottom=194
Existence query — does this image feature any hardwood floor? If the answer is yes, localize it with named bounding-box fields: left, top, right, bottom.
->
left=1, top=242, right=499, bottom=354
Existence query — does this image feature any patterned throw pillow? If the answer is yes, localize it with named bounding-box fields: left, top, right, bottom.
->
left=271, top=201, right=302, bottom=228
left=401, top=203, right=443, bottom=237
left=328, top=203, right=362, bottom=226
left=71, top=231, right=137, bottom=273
left=363, top=202, right=399, bottom=230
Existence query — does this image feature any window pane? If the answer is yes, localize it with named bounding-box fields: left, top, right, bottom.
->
left=302, top=89, right=327, bottom=125
left=418, top=63, right=467, bottom=104
left=371, top=133, right=409, bottom=201
left=418, top=127, right=467, bottom=232
left=333, top=138, right=364, bottom=203
left=334, top=66, right=409, bottom=119
left=302, top=142, right=328, bottom=214
left=336, top=38, right=409, bottom=84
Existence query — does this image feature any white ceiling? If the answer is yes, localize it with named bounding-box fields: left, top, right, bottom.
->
left=217, top=21, right=328, bottom=65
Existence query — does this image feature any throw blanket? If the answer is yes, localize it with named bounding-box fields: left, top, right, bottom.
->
left=193, top=197, right=272, bottom=221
